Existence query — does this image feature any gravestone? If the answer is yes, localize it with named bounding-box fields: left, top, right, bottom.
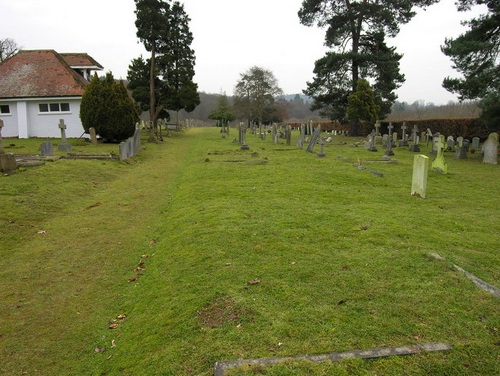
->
left=272, top=123, right=278, bottom=144
left=317, top=137, right=326, bottom=158
left=374, top=121, right=383, bottom=145
left=399, top=122, right=409, bottom=147
left=40, top=141, right=53, bottom=156
left=368, top=130, right=378, bottom=152
left=446, top=136, right=455, bottom=151
left=456, top=136, right=463, bottom=148
left=57, top=119, right=72, bottom=152
left=89, top=127, right=98, bottom=145
left=239, top=123, right=249, bottom=150
left=285, top=125, right=291, bottom=146
left=306, top=126, right=321, bottom=153
left=471, top=137, right=480, bottom=152
left=425, top=128, right=433, bottom=146
left=482, top=132, right=498, bottom=164
left=454, top=139, right=469, bottom=159
left=431, top=135, right=448, bottom=174
left=409, top=124, right=420, bottom=152
left=385, top=124, right=394, bottom=156
left=430, top=133, right=440, bottom=155
left=297, top=124, right=305, bottom=148
left=382, top=134, right=389, bottom=148
left=0, top=120, right=17, bottom=173
left=411, top=155, right=429, bottom=198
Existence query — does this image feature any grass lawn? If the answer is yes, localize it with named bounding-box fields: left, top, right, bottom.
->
left=0, top=128, right=498, bottom=375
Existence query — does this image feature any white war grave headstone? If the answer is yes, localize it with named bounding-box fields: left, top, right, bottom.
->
left=411, top=154, right=429, bottom=198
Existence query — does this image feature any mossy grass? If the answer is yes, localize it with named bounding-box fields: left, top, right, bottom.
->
left=0, top=128, right=498, bottom=375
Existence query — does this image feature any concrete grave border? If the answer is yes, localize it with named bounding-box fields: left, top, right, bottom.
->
left=214, top=342, right=452, bottom=375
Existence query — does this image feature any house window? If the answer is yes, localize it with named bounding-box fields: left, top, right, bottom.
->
left=39, top=103, right=71, bottom=113
left=0, top=105, right=10, bottom=114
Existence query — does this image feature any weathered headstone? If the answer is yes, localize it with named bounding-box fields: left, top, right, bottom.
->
left=454, top=139, right=469, bottom=160
left=57, top=119, right=72, bottom=152
left=385, top=124, right=395, bottom=156
left=40, top=141, right=53, bottom=156
left=482, top=132, right=498, bottom=164
left=285, top=125, right=291, bottom=146
left=456, top=136, right=464, bottom=148
left=240, top=123, right=249, bottom=150
left=430, top=133, right=440, bottom=155
left=431, top=135, right=448, bottom=174
left=0, top=119, right=17, bottom=173
left=89, top=127, right=98, bottom=145
left=411, top=154, right=429, bottom=198
left=409, top=124, right=420, bottom=152
left=471, top=137, right=480, bottom=152
left=297, top=124, right=305, bottom=148
left=306, top=126, right=321, bottom=153
left=446, top=136, right=455, bottom=151
left=272, top=123, right=278, bottom=144
left=368, top=130, right=378, bottom=152
left=317, top=137, right=326, bottom=158
left=425, top=128, right=433, bottom=146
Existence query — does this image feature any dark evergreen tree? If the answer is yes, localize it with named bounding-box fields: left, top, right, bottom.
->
left=80, top=73, right=138, bottom=142
left=299, top=0, right=438, bottom=135
left=347, top=78, right=379, bottom=126
left=208, top=93, right=236, bottom=127
left=133, top=0, right=199, bottom=138
left=441, top=0, right=499, bottom=131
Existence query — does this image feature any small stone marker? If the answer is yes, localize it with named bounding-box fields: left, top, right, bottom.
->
left=57, top=119, right=72, bottom=152
left=471, top=137, right=480, bottom=152
left=89, top=127, right=98, bottom=144
left=411, top=155, right=429, bottom=198
left=456, top=136, right=463, bottom=148
left=446, top=136, right=455, bottom=151
left=0, top=119, right=18, bottom=173
left=317, top=137, right=326, bottom=157
left=239, top=123, right=249, bottom=150
left=454, top=139, right=469, bottom=160
left=482, top=132, right=498, bottom=164
left=385, top=124, right=394, bottom=156
left=431, top=135, right=448, bottom=174
left=40, top=141, right=53, bottom=156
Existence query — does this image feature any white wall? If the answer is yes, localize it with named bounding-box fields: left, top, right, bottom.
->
left=0, top=98, right=86, bottom=139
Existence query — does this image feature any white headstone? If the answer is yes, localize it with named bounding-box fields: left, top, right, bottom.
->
left=411, top=155, right=429, bottom=198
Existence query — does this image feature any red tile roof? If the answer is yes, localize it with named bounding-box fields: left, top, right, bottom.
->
left=0, top=50, right=102, bottom=99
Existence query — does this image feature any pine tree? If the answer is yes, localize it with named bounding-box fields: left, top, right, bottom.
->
left=299, top=0, right=438, bottom=135
left=441, top=0, right=499, bottom=131
left=347, top=79, right=379, bottom=126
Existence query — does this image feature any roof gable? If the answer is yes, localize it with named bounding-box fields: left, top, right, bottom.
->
left=60, top=53, right=104, bottom=70
left=0, top=50, right=102, bottom=99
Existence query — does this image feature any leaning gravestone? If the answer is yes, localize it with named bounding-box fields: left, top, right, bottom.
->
left=411, top=154, right=429, bottom=198
left=306, top=126, right=321, bottom=153
left=40, top=141, right=53, bottom=156
left=482, top=132, right=498, bottom=164
left=57, top=119, right=72, bottom=152
left=0, top=119, right=17, bottom=173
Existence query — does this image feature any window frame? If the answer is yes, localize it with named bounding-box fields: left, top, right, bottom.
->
left=38, top=102, right=71, bottom=114
left=0, top=104, right=10, bottom=114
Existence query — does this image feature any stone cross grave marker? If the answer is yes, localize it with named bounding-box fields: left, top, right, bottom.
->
left=375, top=121, right=381, bottom=136
left=306, top=126, right=321, bottom=153
left=239, top=123, right=249, bottom=150
left=57, top=119, right=72, bottom=152
left=409, top=124, right=420, bottom=152
left=385, top=123, right=395, bottom=156
left=399, top=122, right=409, bottom=147
left=482, top=132, right=498, bottom=164
left=431, top=134, right=448, bottom=174
left=317, top=137, right=326, bottom=158
left=411, top=154, right=429, bottom=198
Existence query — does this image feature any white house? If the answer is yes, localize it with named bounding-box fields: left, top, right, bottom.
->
left=0, top=50, right=103, bottom=138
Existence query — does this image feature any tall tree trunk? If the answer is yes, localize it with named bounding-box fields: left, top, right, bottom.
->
left=148, top=43, right=157, bottom=142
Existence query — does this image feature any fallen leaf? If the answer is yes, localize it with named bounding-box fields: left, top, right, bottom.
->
left=117, top=314, right=126, bottom=320
left=141, top=254, right=148, bottom=259
left=337, top=300, right=347, bottom=305
left=37, top=230, right=46, bottom=235
left=109, top=323, right=118, bottom=329
left=111, top=340, right=116, bottom=348
left=128, top=277, right=138, bottom=282
left=94, top=347, right=105, bottom=353
left=248, top=279, right=261, bottom=285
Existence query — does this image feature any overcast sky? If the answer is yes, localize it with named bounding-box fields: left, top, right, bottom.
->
left=1, top=0, right=486, bottom=105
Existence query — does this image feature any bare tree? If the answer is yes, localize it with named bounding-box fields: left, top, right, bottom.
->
left=0, top=38, right=20, bottom=63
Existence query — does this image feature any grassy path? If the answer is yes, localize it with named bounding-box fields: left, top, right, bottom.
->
left=1, top=128, right=498, bottom=375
